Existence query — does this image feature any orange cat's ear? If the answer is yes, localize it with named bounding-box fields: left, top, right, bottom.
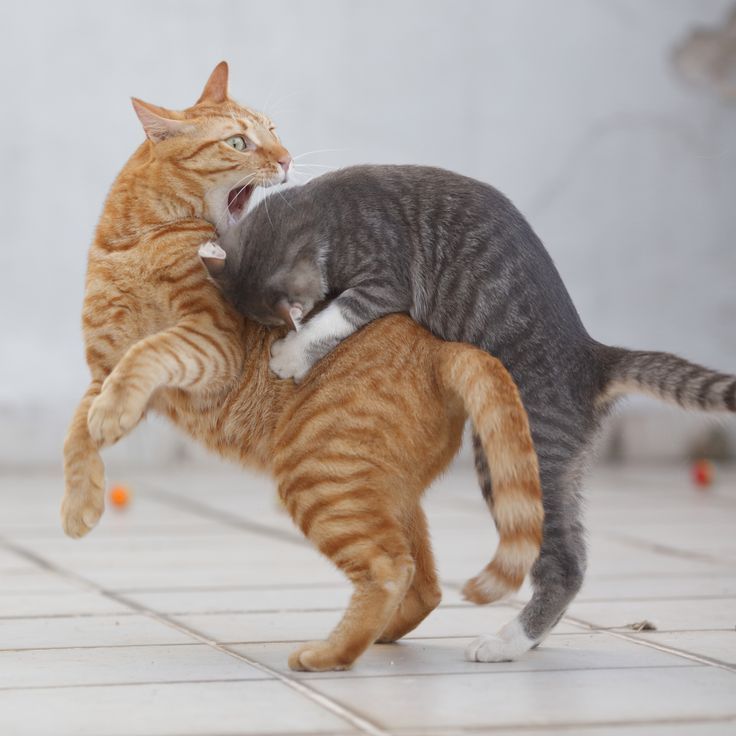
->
left=131, top=98, right=188, bottom=142
left=197, top=61, right=230, bottom=104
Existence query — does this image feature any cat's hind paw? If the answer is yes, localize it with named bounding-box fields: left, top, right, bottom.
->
left=61, top=451, right=105, bottom=538
left=465, top=620, right=534, bottom=662
left=288, top=640, right=353, bottom=672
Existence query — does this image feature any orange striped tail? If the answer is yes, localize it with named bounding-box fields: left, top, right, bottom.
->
left=438, top=344, right=544, bottom=604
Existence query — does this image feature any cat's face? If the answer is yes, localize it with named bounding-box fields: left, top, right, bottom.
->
left=132, top=62, right=291, bottom=232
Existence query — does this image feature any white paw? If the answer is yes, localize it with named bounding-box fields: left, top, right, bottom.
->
left=465, top=620, right=534, bottom=663
left=269, top=332, right=313, bottom=382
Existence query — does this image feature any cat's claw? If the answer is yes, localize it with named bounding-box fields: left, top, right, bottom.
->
left=87, top=382, right=146, bottom=447
left=288, top=640, right=352, bottom=672
left=270, top=332, right=313, bottom=383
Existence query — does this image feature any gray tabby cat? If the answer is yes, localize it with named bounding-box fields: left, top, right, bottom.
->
left=200, top=164, right=736, bottom=662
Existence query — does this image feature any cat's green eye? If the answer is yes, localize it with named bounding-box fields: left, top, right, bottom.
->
left=226, top=135, right=247, bottom=151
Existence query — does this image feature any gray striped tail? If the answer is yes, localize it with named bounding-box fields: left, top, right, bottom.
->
left=600, top=346, right=736, bottom=412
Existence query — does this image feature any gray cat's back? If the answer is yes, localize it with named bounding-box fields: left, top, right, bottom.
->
left=280, top=165, right=591, bottom=360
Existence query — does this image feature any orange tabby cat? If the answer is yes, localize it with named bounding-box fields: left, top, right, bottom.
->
left=62, top=62, right=543, bottom=671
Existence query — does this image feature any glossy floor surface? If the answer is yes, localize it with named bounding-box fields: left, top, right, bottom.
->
left=1, top=463, right=734, bottom=735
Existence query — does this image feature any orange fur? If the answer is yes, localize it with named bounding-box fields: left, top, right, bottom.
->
left=62, top=62, right=543, bottom=672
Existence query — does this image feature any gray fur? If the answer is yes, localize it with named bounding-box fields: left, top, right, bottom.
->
left=211, top=164, right=736, bottom=645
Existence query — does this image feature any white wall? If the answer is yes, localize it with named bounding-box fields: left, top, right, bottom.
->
left=2, top=0, right=735, bottom=467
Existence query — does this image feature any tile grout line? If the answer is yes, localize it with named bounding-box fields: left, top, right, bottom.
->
left=601, top=529, right=736, bottom=566
left=0, top=663, right=703, bottom=693
left=392, top=713, right=736, bottom=735
left=522, top=599, right=736, bottom=673
left=439, top=581, right=736, bottom=673
left=0, top=537, right=391, bottom=736
left=141, top=483, right=309, bottom=548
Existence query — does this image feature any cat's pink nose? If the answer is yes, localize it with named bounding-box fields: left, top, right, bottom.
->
left=279, top=156, right=291, bottom=176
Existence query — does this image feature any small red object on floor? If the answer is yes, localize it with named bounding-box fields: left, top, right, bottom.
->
left=109, top=484, right=131, bottom=508
left=691, top=459, right=713, bottom=489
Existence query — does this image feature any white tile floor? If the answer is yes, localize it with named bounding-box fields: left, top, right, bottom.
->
left=0, top=462, right=735, bottom=735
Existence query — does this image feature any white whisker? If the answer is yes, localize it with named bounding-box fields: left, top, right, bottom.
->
left=293, top=163, right=337, bottom=170
left=292, top=148, right=347, bottom=161
left=264, top=90, right=300, bottom=116
left=262, top=189, right=274, bottom=231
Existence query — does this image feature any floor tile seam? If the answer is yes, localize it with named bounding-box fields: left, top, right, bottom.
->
left=0, top=662, right=706, bottom=694
left=0, top=536, right=391, bottom=736
left=237, top=662, right=703, bottom=683
left=0, top=642, right=199, bottom=652
left=0, top=676, right=271, bottom=692
left=390, top=713, right=736, bottom=734
left=578, top=571, right=736, bottom=580
left=0, top=607, right=347, bottom=621
left=140, top=483, right=308, bottom=549
left=559, top=611, right=736, bottom=673
left=568, top=594, right=736, bottom=603
left=118, top=582, right=351, bottom=594
left=3, top=629, right=732, bottom=654
left=600, top=531, right=735, bottom=565
left=440, top=581, right=736, bottom=672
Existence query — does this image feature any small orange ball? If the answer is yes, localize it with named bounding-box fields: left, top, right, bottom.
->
left=109, top=484, right=131, bottom=507
left=691, top=459, right=714, bottom=488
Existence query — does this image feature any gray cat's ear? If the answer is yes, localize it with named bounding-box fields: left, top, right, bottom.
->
left=196, top=61, right=230, bottom=105
left=198, top=241, right=227, bottom=277
left=131, top=98, right=189, bottom=142
left=274, top=298, right=303, bottom=331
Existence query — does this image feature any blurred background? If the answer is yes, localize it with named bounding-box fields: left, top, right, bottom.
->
left=1, top=0, right=735, bottom=470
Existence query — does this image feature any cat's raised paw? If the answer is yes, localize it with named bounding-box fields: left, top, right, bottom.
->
left=288, top=641, right=352, bottom=672
left=88, top=383, right=146, bottom=447
left=270, top=332, right=313, bottom=382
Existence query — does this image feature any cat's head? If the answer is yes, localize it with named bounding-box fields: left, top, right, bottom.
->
left=198, top=241, right=302, bottom=330
left=131, top=62, right=291, bottom=232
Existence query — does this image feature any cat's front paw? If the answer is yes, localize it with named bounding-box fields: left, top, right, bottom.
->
left=269, top=332, right=314, bottom=383
left=87, top=381, right=146, bottom=448
left=288, top=640, right=352, bottom=672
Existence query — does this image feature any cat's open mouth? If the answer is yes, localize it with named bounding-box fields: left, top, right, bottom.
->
left=227, top=184, right=255, bottom=220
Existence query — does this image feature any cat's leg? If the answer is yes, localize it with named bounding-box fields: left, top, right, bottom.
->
left=87, top=316, right=240, bottom=448
left=377, top=505, right=442, bottom=643
left=466, top=448, right=587, bottom=662
left=61, top=381, right=106, bottom=538
left=270, top=285, right=406, bottom=382
left=277, top=471, right=414, bottom=671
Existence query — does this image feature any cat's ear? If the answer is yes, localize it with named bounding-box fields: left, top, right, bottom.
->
left=131, top=98, right=187, bottom=142
left=198, top=241, right=227, bottom=277
left=196, top=61, right=230, bottom=104
left=274, top=298, right=303, bottom=332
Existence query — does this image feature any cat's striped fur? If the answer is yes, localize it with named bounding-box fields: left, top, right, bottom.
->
left=204, top=163, right=736, bottom=663
left=62, top=63, right=543, bottom=671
